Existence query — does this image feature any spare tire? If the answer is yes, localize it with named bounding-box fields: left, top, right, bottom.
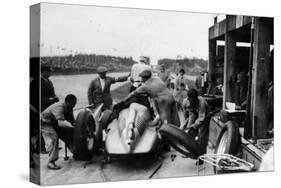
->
left=73, top=110, right=96, bottom=161
left=214, top=120, right=241, bottom=173
left=159, top=123, right=203, bottom=159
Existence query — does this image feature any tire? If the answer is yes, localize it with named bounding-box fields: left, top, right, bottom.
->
left=73, top=110, right=96, bottom=161
left=214, top=120, right=241, bottom=173
left=99, top=110, right=113, bottom=130
left=159, top=123, right=202, bottom=159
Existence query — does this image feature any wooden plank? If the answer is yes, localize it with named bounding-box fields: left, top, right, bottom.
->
left=209, top=20, right=226, bottom=40
left=209, top=16, right=253, bottom=40
left=251, top=18, right=272, bottom=138
left=208, top=39, right=216, bottom=88
left=223, top=29, right=236, bottom=109
left=236, top=15, right=244, bottom=28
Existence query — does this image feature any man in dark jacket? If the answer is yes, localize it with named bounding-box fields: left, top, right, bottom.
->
left=40, top=65, right=59, bottom=111
left=31, top=64, right=59, bottom=153
left=87, top=66, right=129, bottom=111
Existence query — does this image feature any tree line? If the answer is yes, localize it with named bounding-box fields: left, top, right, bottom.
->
left=40, top=54, right=136, bottom=75
left=158, top=57, right=208, bottom=75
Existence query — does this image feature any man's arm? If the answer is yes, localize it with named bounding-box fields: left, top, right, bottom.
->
left=149, top=98, right=160, bottom=126
left=187, top=111, right=196, bottom=129
left=53, top=104, right=73, bottom=128
left=128, top=84, right=149, bottom=98
left=111, top=75, right=129, bottom=84
left=58, top=120, right=73, bottom=128
left=87, top=80, right=95, bottom=105
left=65, top=110, right=75, bottom=125
left=192, top=102, right=207, bottom=129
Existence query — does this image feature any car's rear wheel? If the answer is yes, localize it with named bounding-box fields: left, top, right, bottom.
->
left=73, top=110, right=96, bottom=161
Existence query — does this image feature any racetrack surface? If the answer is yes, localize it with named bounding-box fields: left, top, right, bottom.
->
left=34, top=73, right=214, bottom=185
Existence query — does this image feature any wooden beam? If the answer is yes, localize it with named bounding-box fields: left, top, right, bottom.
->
left=223, top=27, right=237, bottom=109
left=209, top=15, right=252, bottom=40
left=208, top=39, right=216, bottom=90
left=251, top=18, right=272, bottom=139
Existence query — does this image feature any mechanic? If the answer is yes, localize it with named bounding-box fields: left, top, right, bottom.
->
left=87, top=66, right=129, bottom=111
left=130, top=56, right=152, bottom=91
left=128, top=69, right=180, bottom=127
left=102, top=57, right=159, bottom=133
left=41, top=94, right=77, bottom=170
left=182, top=88, right=209, bottom=164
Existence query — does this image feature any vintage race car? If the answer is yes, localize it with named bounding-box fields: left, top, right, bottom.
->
left=72, top=99, right=162, bottom=162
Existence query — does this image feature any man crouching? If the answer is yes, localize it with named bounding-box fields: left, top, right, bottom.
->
left=41, top=94, right=77, bottom=170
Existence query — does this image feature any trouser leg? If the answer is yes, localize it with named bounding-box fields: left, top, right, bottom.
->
left=170, top=100, right=180, bottom=127
left=198, top=124, right=209, bottom=155
left=41, top=126, right=59, bottom=163
left=157, top=99, right=171, bottom=124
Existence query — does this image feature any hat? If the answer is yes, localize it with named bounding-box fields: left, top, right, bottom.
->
left=179, top=68, right=185, bottom=73
left=97, top=66, right=107, bottom=73
left=139, top=70, right=152, bottom=79
left=41, top=65, right=52, bottom=72
left=139, top=56, right=148, bottom=64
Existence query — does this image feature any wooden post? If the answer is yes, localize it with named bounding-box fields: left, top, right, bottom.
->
left=251, top=18, right=272, bottom=139
left=208, top=39, right=216, bottom=92
left=223, top=30, right=236, bottom=109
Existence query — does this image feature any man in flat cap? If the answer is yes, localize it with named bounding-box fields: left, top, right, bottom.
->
left=87, top=66, right=129, bottom=111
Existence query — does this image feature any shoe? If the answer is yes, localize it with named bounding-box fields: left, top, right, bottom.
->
left=47, top=162, right=61, bottom=170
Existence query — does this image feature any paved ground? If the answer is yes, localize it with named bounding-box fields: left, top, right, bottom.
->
left=31, top=111, right=214, bottom=186
left=36, top=146, right=214, bottom=186
left=31, top=79, right=216, bottom=186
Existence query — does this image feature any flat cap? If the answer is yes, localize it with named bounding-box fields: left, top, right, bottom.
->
left=97, top=66, right=108, bottom=73
left=139, top=56, right=149, bottom=64
left=139, top=69, right=152, bottom=79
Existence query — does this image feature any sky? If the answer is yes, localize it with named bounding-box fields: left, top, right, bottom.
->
left=35, top=3, right=224, bottom=64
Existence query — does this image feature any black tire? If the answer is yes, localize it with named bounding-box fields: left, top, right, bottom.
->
left=73, top=110, right=96, bottom=161
left=159, top=123, right=202, bottom=159
left=99, top=110, right=113, bottom=130
left=214, top=120, right=241, bottom=173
